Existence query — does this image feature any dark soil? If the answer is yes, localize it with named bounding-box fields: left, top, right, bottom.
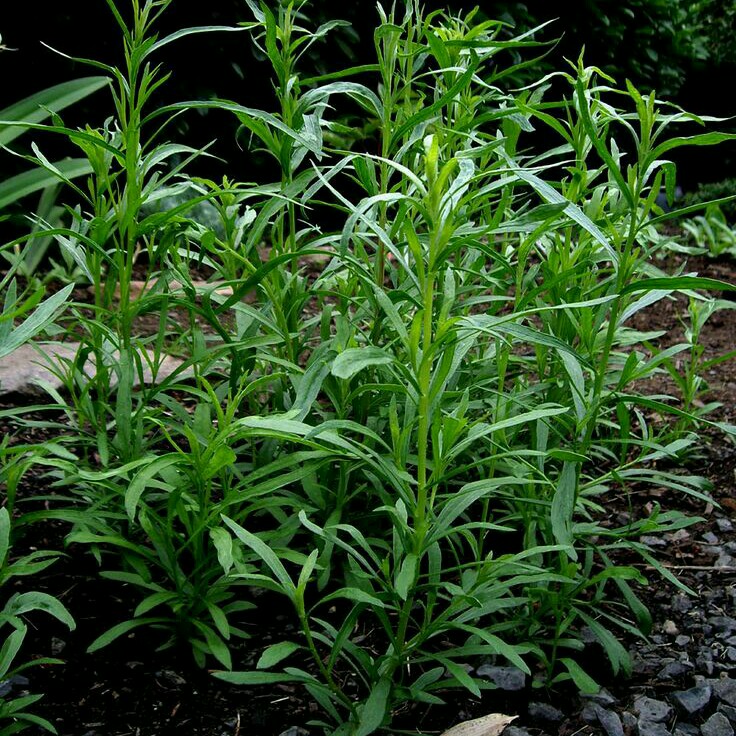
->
left=2, top=253, right=736, bottom=736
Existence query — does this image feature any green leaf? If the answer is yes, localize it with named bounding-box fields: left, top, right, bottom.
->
left=221, top=516, right=295, bottom=596
left=256, top=641, right=302, bottom=670
left=0, top=159, right=94, bottom=210
left=551, top=462, right=578, bottom=560
left=87, top=618, right=167, bottom=652
left=0, top=284, right=73, bottom=360
left=5, top=592, right=75, bottom=630
left=213, top=670, right=314, bottom=685
left=124, top=454, right=181, bottom=520
left=0, top=626, right=26, bottom=678
left=395, top=554, right=418, bottom=601
left=355, top=676, right=391, bottom=736
left=0, top=507, right=10, bottom=568
left=559, top=657, right=600, bottom=694
left=145, top=26, right=247, bottom=59
left=0, top=77, right=108, bottom=147
left=331, top=347, right=394, bottom=380
left=318, top=587, right=386, bottom=608
left=577, top=611, right=631, bottom=677
left=621, top=276, right=736, bottom=295
left=210, top=527, right=234, bottom=574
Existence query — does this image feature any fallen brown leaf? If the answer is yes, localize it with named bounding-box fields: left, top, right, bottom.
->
left=439, top=712, right=517, bottom=736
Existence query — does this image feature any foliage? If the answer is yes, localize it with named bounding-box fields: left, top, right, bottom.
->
left=682, top=205, right=736, bottom=258
left=483, top=0, right=710, bottom=96
left=1, top=1, right=735, bottom=734
left=682, top=180, right=736, bottom=223
left=0, top=444, right=76, bottom=734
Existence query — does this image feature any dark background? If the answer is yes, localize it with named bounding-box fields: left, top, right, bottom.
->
left=1, top=0, right=735, bottom=192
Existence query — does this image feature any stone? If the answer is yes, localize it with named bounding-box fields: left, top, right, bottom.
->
left=661, top=661, right=694, bottom=679
left=674, top=725, right=700, bottom=736
left=594, top=705, right=624, bottom=736
left=702, top=713, right=734, bottom=736
left=634, top=696, right=673, bottom=723
left=622, top=712, right=638, bottom=731
left=716, top=518, right=734, bottom=532
left=528, top=702, right=564, bottom=723
left=638, top=721, right=673, bottom=736
left=719, top=705, right=736, bottom=726
left=641, top=535, right=667, bottom=547
left=504, top=728, right=533, bottom=736
left=714, top=678, right=736, bottom=707
left=277, top=729, right=309, bottom=736
left=676, top=635, right=692, bottom=647
left=673, top=595, right=694, bottom=613
left=703, top=532, right=720, bottom=544
left=664, top=620, right=680, bottom=636
left=711, top=619, right=736, bottom=636
left=0, top=342, right=187, bottom=396
left=581, top=704, right=599, bottom=725
left=476, top=664, right=526, bottom=691
left=671, top=684, right=712, bottom=715
left=698, top=651, right=716, bottom=676
left=50, top=637, right=66, bottom=655
left=582, top=688, right=618, bottom=707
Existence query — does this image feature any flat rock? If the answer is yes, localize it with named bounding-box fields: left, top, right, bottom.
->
left=527, top=702, right=564, bottom=723
left=634, top=696, right=673, bottom=723
left=719, top=705, right=736, bottom=725
left=714, top=678, right=736, bottom=707
left=675, top=725, right=701, bottom=736
left=594, top=705, right=624, bottom=736
left=0, top=342, right=186, bottom=396
left=702, top=713, right=734, bottom=736
left=671, top=685, right=712, bottom=715
left=712, top=619, right=736, bottom=636
left=639, top=720, right=673, bottom=736
left=476, top=665, right=526, bottom=691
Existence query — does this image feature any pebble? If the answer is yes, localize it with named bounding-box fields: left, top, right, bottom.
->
left=504, top=728, right=533, bottom=736
left=528, top=702, right=564, bottom=723
left=703, top=532, right=720, bottom=544
left=719, top=705, right=736, bottom=725
left=277, top=728, right=310, bottom=736
left=711, top=618, right=736, bottom=636
left=641, top=535, right=668, bottom=547
left=582, top=688, right=618, bottom=707
left=698, top=650, right=716, bottom=676
left=594, top=705, right=624, bottom=736
left=702, top=713, right=734, bottom=736
left=671, top=684, right=712, bottom=715
left=714, top=678, right=736, bottom=707
left=673, top=594, right=694, bottom=613
left=661, top=661, right=694, bottom=679
left=50, top=637, right=66, bottom=655
left=476, top=664, right=526, bottom=691
left=677, top=635, right=692, bottom=646
left=665, top=620, right=680, bottom=636
left=675, top=725, right=701, bottom=736
left=634, top=696, right=673, bottom=723
left=0, top=674, right=29, bottom=696
left=716, top=554, right=736, bottom=568
left=716, top=518, right=734, bottom=532
left=622, top=712, right=638, bottom=731
left=639, top=721, right=674, bottom=736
